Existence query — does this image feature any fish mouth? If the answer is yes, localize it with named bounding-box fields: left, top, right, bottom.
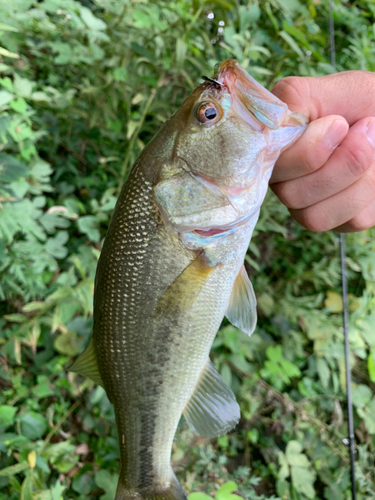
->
left=191, top=210, right=257, bottom=240
left=193, top=227, right=230, bottom=237
left=215, top=59, right=289, bottom=130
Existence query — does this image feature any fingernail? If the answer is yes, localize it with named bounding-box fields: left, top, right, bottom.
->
left=326, top=120, right=346, bottom=149
left=365, top=120, right=375, bottom=149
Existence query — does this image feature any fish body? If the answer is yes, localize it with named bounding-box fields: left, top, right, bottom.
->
left=71, top=60, right=307, bottom=500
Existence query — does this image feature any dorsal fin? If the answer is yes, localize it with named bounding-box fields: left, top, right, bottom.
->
left=226, top=264, right=257, bottom=336
left=183, top=360, right=240, bottom=437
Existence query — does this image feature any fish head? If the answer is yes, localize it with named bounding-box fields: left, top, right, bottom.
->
left=174, top=59, right=307, bottom=190
left=155, top=59, right=307, bottom=237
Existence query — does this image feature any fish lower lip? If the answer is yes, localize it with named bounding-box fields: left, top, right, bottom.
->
left=194, top=228, right=229, bottom=237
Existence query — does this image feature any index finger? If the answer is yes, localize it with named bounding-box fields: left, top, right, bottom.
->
left=271, top=71, right=375, bottom=125
left=270, top=115, right=348, bottom=183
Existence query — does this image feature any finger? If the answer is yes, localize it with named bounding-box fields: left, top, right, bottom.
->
left=270, top=115, right=348, bottom=183
left=335, top=196, right=375, bottom=232
left=272, top=71, right=375, bottom=125
left=272, top=117, right=375, bottom=209
left=289, top=164, right=375, bottom=232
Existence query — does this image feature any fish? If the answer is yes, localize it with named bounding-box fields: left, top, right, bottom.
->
left=70, top=59, right=307, bottom=500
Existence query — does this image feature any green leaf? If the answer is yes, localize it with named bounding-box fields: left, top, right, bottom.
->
left=20, top=411, right=47, bottom=439
left=45, top=231, right=69, bottom=259
left=278, top=451, right=290, bottom=481
left=369, top=348, right=375, bottom=382
left=52, top=480, right=63, bottom=500
left=188, top=494, right=213, bottom=500
left=176, top=38, right=187, bottom=68
left=324, top=291, right=343, bottom=313
left=220, top=363, right=232, bottom=387
left=316, top=357, right=330, bottom=389
left=257, top=293, right=274, bottom=317
left=9, top=97, right=27, bottom=113
left=13, top=74, right=33, bottom=97
left=32, top=376, right=54, bottom=399
left=77, top=215, right=101, bottom=242
left=72, top=472, right=94, bottom=495
left=3, top=313, right=27, bottom=323
left=0, top=153, right=28, bottom=183
left=54, top=331, right=81, bottom=356
left=30, top=159, right=52, bottom=183
left=266, top=345, right=283, bottom=362
left=216, top=482, right=238, bottom=500
left=95, top=470, right=118, bottom=500
left=80, top=6, right=107, bottom=31
left=0, top=22, right=18, bottom=32
left=21, top=471, right=33, bottom=500
left=279, top=30, right=304, bottom=58
left=0, top=405, right=17, bottom=425
left=22, top=301, right=45, bottom=312
left=352, top=384, right=372, bottom=408
left=0, top=462, right=28, bottom=477
left=50, top=42, right=72, bottom=65
left=0, top=77, right=13, bottom=91
left=40, top=212, right=70, bottom=233
left=113, top=67, right=128, bottom=82
left=0, top=90, right=13, bottom=107
left=285, top=441, right=309, bottom=468
left=290, top=466, right=315, bottom=499
left=0, top=46, right=19, bottom=58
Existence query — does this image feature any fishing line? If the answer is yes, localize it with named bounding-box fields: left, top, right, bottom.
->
left=329, top=1, right=356, bottom=497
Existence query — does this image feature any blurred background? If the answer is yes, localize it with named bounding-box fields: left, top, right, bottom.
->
left=0, top=1, right=375, bottom=499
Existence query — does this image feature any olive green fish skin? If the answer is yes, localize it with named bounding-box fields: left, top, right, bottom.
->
left=88, top=60, right=307, bottom=500
left=94, top=145, right=253, bottom=494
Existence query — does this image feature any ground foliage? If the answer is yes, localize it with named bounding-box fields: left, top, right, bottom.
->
left=0, top=0, right=375, bottom=499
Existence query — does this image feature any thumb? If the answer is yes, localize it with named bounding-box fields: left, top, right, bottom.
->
left=272, top=70, right=375, bottom=126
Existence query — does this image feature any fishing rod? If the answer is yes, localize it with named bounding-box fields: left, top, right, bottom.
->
left=328, top=1, right=357, bottom=498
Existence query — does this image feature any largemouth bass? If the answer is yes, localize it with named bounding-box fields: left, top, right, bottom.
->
left=71, top=59, right=307, bottom=500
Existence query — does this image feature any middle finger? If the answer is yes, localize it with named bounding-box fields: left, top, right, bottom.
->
left=272, top=117, right=375, bottom=209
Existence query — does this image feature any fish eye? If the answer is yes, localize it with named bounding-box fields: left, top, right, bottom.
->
left=197, top=102, right=221, bottom=124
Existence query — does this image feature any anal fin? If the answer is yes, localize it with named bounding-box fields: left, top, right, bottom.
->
left=69, top=338, right=103, bottom=387
left=226, top=264, right=257, bottom=336
left=183, top=360, right=240, bottom=438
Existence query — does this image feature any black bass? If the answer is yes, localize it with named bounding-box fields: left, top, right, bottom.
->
left=71, top=59, right=307, bottom=500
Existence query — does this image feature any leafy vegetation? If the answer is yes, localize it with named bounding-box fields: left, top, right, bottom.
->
left=1, top=1, right=375, bottom=499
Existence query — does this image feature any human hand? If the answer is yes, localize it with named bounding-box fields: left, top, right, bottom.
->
left=270, top=71, right=375, bottom=232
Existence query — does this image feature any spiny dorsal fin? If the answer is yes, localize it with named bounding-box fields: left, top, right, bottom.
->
left=226, top=264, right=257, bottom=336
left=69, top=339, right=103, bottom=387
left=154, top=253, right=216, bottom=316
left=183, top=360, right=240, bottom=437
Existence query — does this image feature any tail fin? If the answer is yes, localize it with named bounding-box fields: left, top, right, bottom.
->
left=115, top=474, right=187, bottom=500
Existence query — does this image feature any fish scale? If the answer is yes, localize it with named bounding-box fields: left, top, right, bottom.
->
left=70, top=59, right=307, bottom=500
left=96, top=168, right=252, bottom=491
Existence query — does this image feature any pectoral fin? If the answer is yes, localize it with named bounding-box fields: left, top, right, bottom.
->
left=183, top=360, right=240, bottom=437
left=226, top=265, right=257, bottom=336
left=154, top=253, right=216, bottom=316
left=69, top=339, right=103, bottom=387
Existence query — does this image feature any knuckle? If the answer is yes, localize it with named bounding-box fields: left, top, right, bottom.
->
left=348, top=212, right=374, bottom=232
left=345, top=144, right=372, bottom=177
left=272, top=77, right=310, bottom=109
left=273, top=182, right=298, bottom=208
left=294, top=207, right=330, bottom=233
left=366, top=167, right=375, bottom=191
left=301, top=151, right=322, bottom=175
